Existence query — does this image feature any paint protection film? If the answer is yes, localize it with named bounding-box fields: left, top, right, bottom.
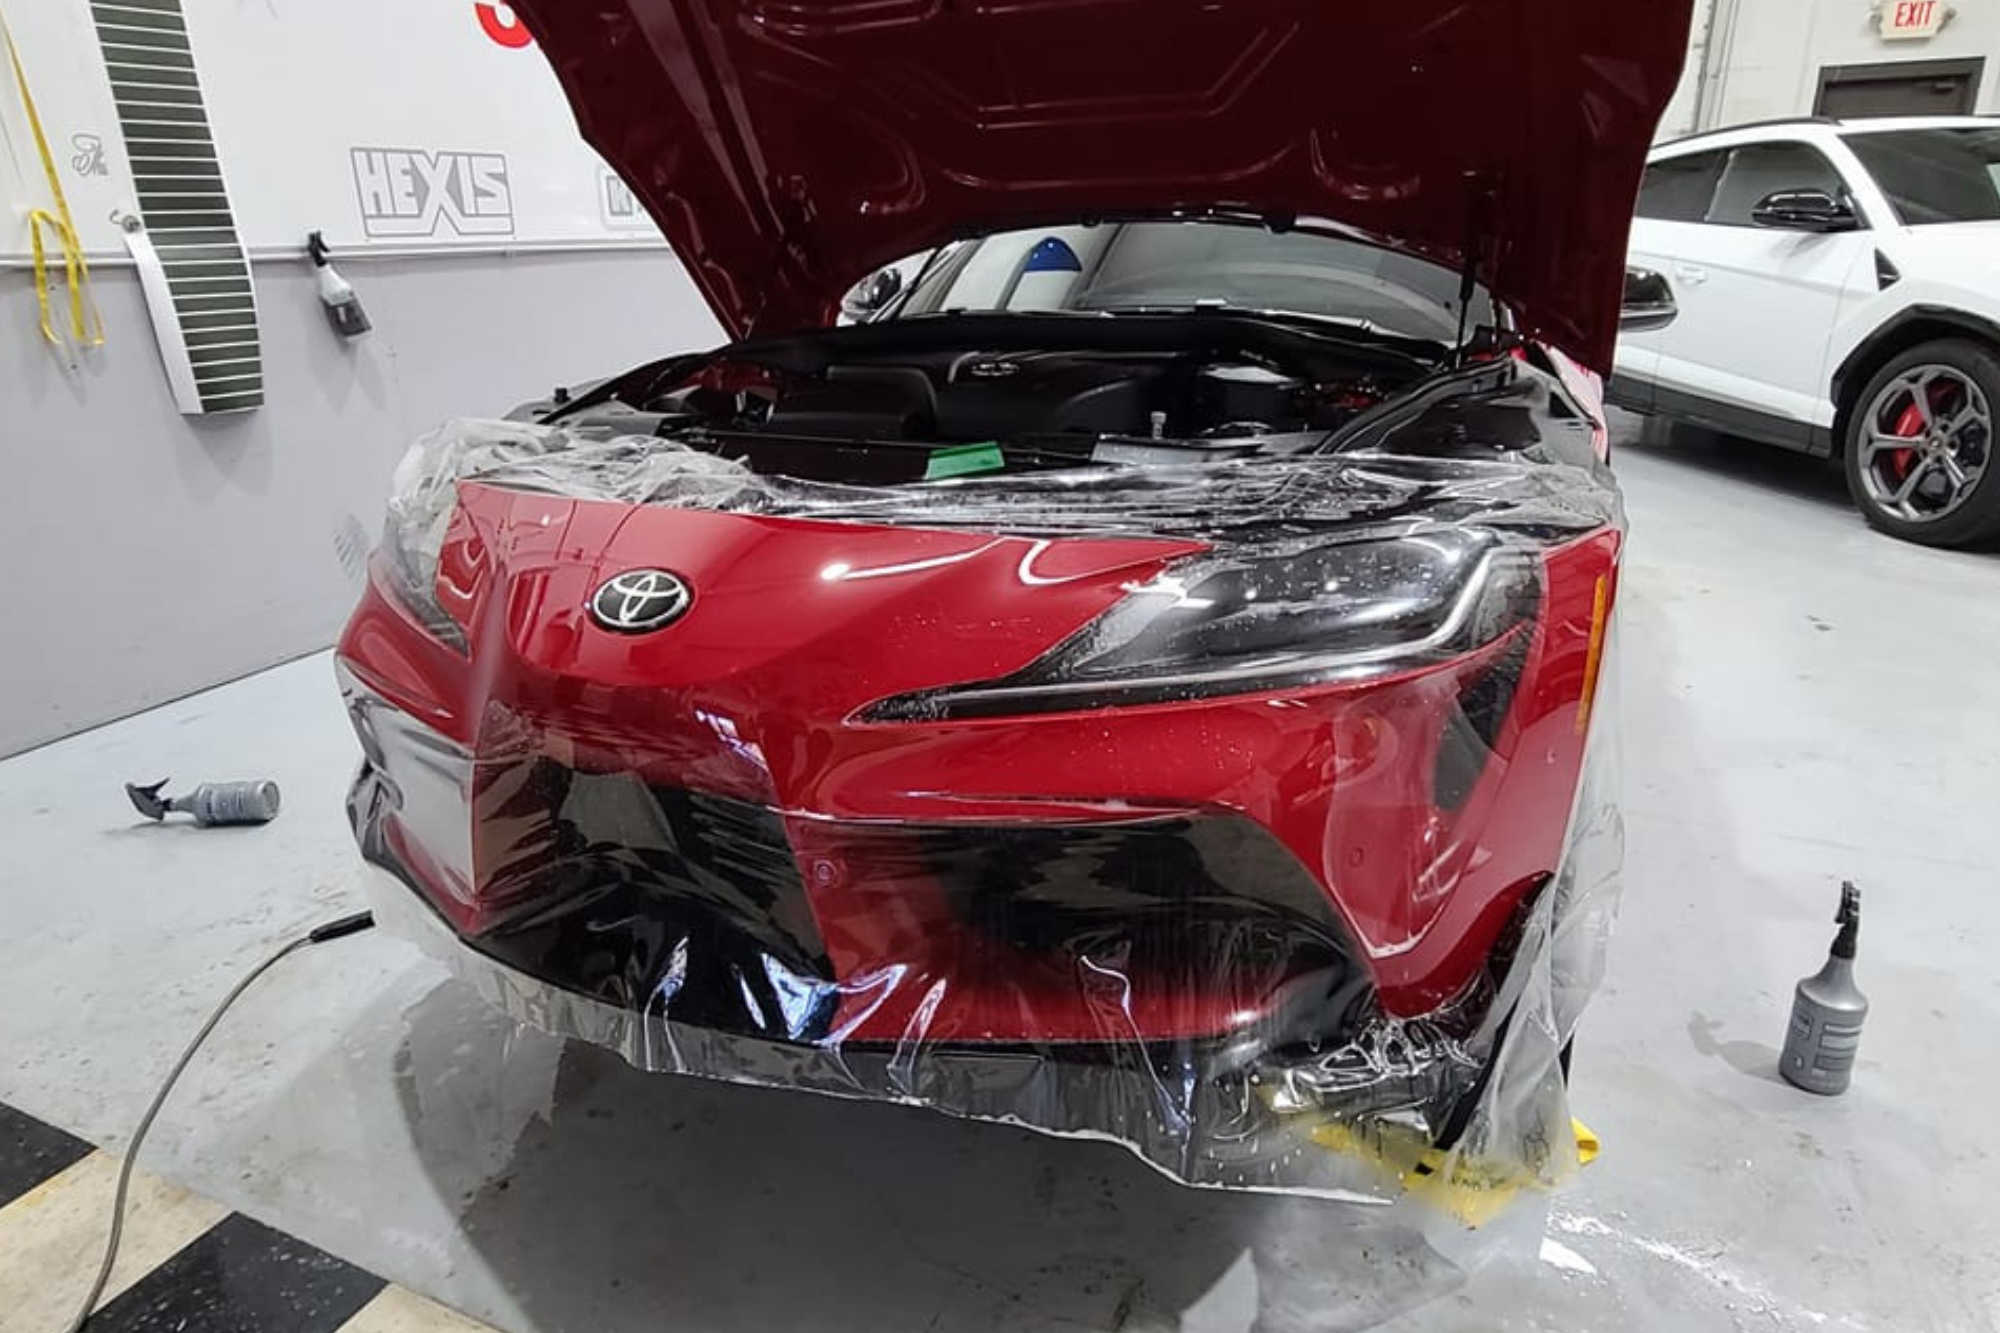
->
left=342, top=415, right=1624, bottom=1230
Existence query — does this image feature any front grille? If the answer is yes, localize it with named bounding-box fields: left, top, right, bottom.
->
left=363, top=752, right=1368, bottom=1052
left=465, top=760, right=839, bottom=1040
left=922, top=817, right=1345, bottom=978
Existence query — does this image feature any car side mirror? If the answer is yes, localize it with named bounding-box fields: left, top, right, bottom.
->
left=839, top=266, right=905, bottom=321
left=1750, top=189, right=1860, bottom=233
left=1620, top=267, right=1677, bottom=333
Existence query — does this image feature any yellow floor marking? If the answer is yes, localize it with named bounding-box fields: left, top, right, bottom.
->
left=0, top=1151, right=228, bottom=1332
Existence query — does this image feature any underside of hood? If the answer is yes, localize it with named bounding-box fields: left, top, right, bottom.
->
left=509, top=0, right=1694, bottom=371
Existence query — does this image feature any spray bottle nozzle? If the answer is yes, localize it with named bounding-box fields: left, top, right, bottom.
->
left=125, top=779, right=173, bottom=820
left=307, top=230, right=332, bottom=267
left=1832, top=881, right=1862, bottom=959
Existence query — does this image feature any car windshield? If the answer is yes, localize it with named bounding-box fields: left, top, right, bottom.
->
left=884, top=222, right=1493, bottom=346
left=1843, top=126, right=2000, bottom=225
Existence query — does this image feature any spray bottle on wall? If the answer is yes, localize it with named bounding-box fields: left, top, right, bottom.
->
left=307, top=231, right=371, bottom=338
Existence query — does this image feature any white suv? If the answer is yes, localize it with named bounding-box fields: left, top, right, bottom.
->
left=1612, top=116, right=2000, bottom=548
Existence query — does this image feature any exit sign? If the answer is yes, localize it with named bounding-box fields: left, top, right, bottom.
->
left=1880, top=0, right=1948, bottom=39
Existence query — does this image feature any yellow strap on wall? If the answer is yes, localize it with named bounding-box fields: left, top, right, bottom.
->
left=2, top=6, right=105, bottom=352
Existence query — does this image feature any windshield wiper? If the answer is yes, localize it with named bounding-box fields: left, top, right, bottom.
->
left=1084, top=303, right=1446, bottom=363
left=1088, top=301, right=1371, bottom=331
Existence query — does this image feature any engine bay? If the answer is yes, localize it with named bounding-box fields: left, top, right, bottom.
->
left=526, top=311, right=1582, bottom=486
left=712, top=348, right=1390, bottom=443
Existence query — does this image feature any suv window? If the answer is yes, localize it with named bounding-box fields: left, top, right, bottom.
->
left=1706, top=143, right=1850, bottom=226
left=1843, top=127, right=2000, bottom=225
left=1637, top=150, right=1726, bottom=222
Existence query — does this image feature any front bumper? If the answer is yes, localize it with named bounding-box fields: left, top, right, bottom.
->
left=355, top=849, right=1517, bottom=1199
left=344, top=671, right=1543, bottom=1195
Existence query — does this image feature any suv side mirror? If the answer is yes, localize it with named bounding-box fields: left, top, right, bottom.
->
left=839, top=266, right=905, bottom=321
left=1750, top=189, right=1860, bottom=233
left=1620, top=267, right=1677, bottom=333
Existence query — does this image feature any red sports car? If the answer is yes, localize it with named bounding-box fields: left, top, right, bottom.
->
left=340, top=0, right=1691, bottom=1196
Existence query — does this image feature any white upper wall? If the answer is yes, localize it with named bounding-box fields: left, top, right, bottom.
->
left=1, top=0, right=663, bottom=260
left=1694, top=0, right=1998, bottom=131
left=1658, top=0, right=1721, bottom=140
left=0, top=1, right=721, bottom=754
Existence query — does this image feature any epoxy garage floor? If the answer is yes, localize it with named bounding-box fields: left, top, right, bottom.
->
left=3, top=414, right=1998, bottom=1333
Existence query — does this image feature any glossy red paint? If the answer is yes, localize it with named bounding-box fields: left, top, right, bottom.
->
left=503, top=0, right=1693, bottom=370
left=339, top=481, right=1618, bottom=1033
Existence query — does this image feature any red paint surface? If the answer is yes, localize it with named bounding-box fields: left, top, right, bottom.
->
left=500, top=0, right=1694, bottom=369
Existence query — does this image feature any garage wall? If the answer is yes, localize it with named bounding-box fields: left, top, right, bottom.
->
left=1704, top=0, right=1999, bottom=126
left=1658, top=0, right=1722, bottom=140
left=0, top=251, right=723, bottom=756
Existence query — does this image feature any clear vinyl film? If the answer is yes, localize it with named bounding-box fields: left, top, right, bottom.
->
left=342, top=408, right=1625, bottom=1224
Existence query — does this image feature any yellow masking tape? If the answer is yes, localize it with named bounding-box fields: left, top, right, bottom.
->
left=1572, top=1116, right=1601, bottom=1165
left=1293, top=1109, right=1605, bottom=1228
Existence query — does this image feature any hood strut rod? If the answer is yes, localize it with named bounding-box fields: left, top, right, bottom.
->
left=1452, top=259, right=1477, bottom=368
left=1452, top=172, right=1500, bottom=369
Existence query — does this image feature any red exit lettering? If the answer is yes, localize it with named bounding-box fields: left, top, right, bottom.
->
left=1892, top=0, right=1937, bottom=30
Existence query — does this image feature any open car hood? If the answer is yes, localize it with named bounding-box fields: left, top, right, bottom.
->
left=509, top=0, right=1693, bottom=371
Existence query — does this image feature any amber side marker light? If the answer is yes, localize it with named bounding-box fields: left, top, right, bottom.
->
left=1575, top=574, right=1610, bottom=736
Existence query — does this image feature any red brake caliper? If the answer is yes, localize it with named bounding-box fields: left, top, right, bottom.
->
left=1886, top=402, right=1924, bottom=482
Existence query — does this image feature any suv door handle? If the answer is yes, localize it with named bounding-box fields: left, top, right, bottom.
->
left=1673, top=263, right=1709, bottom=285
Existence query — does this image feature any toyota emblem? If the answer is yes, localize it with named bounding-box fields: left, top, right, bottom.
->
left=589, top=569, right=693, bottom=633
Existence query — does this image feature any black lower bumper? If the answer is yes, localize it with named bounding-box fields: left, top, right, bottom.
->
left=345, top=718, right=1521, bottom=1195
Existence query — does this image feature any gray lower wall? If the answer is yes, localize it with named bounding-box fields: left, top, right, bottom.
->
left=1, top=250, right=723, bottom=756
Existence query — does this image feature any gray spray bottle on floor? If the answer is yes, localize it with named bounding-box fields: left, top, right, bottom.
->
left=1780, top=882, right=1867, bottom=1095
left=126, top=778, right=281, bottom=827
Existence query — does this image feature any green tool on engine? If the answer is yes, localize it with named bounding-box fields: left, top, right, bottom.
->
left=924, top=441, right=1006, bottom=480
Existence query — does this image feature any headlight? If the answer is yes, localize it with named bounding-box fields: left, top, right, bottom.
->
left=380, top=495, right=466, bottom=651
left=861, top=530, right=1541, bottom=721
left=376, top=422, right=528, bottom=651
